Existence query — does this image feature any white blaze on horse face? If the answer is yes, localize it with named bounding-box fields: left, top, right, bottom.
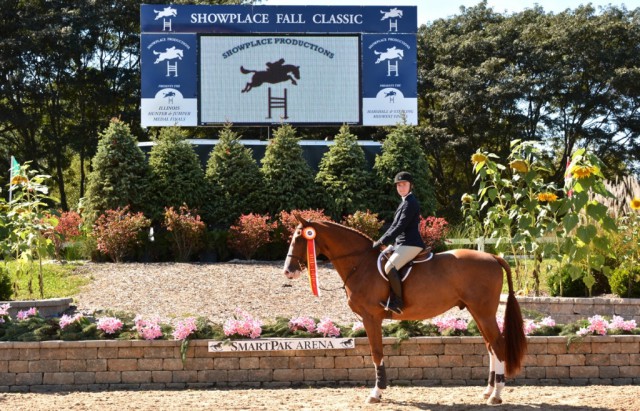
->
left=283, top=231, right=303, bottom=279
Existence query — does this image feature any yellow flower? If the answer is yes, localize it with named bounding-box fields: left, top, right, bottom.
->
left=461, top=193, right=473, bottom=204
left=471, top=153, right=488, bottom=164
left=571, top=165, right=596, bottom=179
left=631, top=197, right=640, bottom=211
left=537, top=192, right=558, bottom=203
left=509, top=160, right=529, bottom=173
left=10, top=175, right=28, bottom=185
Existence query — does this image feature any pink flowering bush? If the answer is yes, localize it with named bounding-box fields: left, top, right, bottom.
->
left=172, top=317, right=198, bottom=340
left=16, top=307, right=38, bottom=320
left=228, top=214, right=276, bottom=260
left=0, top=303, right=10, bottom=324
left=418, top=216, right=450, bottom=252
left=93, top=206, right=151, bottom=262
left=288, top=316, right=316, bottom=333
left=316, top=317, right=341, bottom=337
left=59, top=313, right=85, bottom=330
left=97, top=317, right=124, bottom=335
left=134, top=315, right=164, bottom=340
left=431, top=315, right=469, bottom=335
left=223, top=308, right=262, bottom=339
left=577, top=315, right=638, bottom=336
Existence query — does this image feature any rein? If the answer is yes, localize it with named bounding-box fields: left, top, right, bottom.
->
left=287, top=246, right=371, bottom=290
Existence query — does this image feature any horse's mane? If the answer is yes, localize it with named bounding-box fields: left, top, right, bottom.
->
left=317, top=220, right=374, bottom=242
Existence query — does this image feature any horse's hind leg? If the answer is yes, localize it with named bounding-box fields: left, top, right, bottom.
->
left=483, top=347, right=506, bottom=405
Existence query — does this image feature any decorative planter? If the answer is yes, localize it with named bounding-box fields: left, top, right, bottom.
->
left=0, top=298, right=73, bottom=318
left=0, top=336, right=638, bottom=392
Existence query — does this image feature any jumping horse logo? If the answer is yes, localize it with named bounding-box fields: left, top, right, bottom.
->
left=153, top=46, right=184, bottom=64
left=154, top=7, right=177, bottom=20
left=374, top=46, right=404, bottom=64
left=240, top=59, right=301, bottom=93
left=380, top=8, right=403, bottom=20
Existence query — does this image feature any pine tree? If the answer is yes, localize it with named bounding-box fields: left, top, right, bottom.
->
left=147, top=126, right=206, bottom=220
left=204, top=124, right=265, bottom=227
left=316, top=124, right=375, bottom=219
left=84, top=119, right=150, bottom=223
left=373, top=122, right=437, bottom=220
left=261, top=124, right=320, bottom=214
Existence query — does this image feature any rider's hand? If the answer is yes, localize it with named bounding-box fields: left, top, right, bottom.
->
left=372, top=240, right=383, bottom=250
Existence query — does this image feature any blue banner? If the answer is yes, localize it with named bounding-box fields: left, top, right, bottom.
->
left=141, top=4, right=417, bottom=34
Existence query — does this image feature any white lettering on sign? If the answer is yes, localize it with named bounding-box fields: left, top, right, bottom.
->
left=312, top=14, right=363, bottom=25
left=208, top=338, right=355, bottom=352
left=190, top=13, right=270, bottom=24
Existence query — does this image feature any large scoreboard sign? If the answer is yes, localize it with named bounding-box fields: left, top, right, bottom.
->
left=140, top=5, right=418, bottom=127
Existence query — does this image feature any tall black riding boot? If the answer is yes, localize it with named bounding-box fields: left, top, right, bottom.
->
left=380, top=267, right=404, bottom=314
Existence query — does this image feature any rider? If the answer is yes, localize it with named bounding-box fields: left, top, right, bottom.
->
left=372, top=171, right=425, bottom=315
left=265, top=58, right=285, bottom=73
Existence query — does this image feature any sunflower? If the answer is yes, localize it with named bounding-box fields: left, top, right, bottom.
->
left=10, top=175, right=28, bottom=185
left=571, top=165, right=596, bottom=179
left=631, top=197, right=640, bottom=211
left=537, top=192, right=558, bottom=203
left=509, top=160, right=529, bottom=173
left=471, top=153, right=488, bottom=164
left=461, top=193, right=473, bottom=204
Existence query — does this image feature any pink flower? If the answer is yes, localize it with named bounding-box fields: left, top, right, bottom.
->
left=539, top=317, right=556, bottom=327
left=134, top=315, right=163, bottom=340
left=352, top=321, right=364, bottom=332
left=316, top=318, right=340, bottom=337
left=59, top=313, right=84, bottom=330
left=17, top=307, right=37, bottom=320
left=524, top=319, right=539, bottom=335
left=608, top=315, right=637, bottom=332
left=97, top=317, right=124, bottom=334
left=223, top=309, right=262, bottom=339
left=0, top=303, right=10, bottom=324
left=496, top=315, right=505, bottom=333
left=432, top=315, right=468, bottom=333
left=172, top=317, right=198, bottom=340
left=579, top=315, right=609, bottom=336
left=288, top=316, right=316, bottom=333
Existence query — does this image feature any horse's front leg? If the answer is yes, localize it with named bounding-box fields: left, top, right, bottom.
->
left=288, top=75, right=298, bottom=85
left=362, top=316, right=385, bottom=404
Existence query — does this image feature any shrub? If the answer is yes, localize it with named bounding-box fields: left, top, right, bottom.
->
left=546, top=265, right=590, bottom=297
left=278, top=209, right=331, bottom=242
left=0, top=264, right=12, bottom=300
left=163, top=205, right=206, bottom=262
left=419, top=216, right=450, bottom=252
left=228, top=213, right=276, bottom=260
left=84, top=119, right=151, bottom=224
left=93, top=206, right=151, bottom=262
left=47, top=210, right=83, bottom=260
left=342, top=210, right=383, bottom=239
left=609, top=266, right=640, bottom=298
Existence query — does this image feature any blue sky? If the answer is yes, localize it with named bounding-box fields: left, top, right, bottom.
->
left=261, top=0, right=639, bottom=26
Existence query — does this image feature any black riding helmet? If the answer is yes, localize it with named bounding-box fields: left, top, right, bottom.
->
left=394, top=171, right=413, bottom=184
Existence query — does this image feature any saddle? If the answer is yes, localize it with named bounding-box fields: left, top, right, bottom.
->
left=377, top=246, right=433, bottom=282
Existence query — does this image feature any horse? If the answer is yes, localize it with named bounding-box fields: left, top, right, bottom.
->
left=240, top=63, right=300, bottom=93
left=283, top=215, right=527, bottom=405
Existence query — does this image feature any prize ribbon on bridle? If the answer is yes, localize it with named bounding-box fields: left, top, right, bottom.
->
left=302, top=227, right=320, bottom=297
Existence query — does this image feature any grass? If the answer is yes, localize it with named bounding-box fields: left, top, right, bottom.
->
left=3, top=260, right=90, bottom=301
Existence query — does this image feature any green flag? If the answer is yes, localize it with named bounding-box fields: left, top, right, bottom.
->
left=10, top=155, right=20, bottom=178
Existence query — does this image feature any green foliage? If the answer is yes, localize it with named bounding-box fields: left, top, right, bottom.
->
left=373, top=121, right=436, bottom=220
left=205, top=124, right=265, bottom=227
left=93, top=206, right=151, bottom=263
left=228, top=213, right=276, bottom=260
left=163, top=205, right=206, bottom=262
left=148, top=127, right=207, bottom=221
left=609, top=266, right=640, bottom=298
left=316, top=125, right=375, bottom=219
left=0, top=264, right=12, bottom=300
left=5, top=261, right=89, bottom=300
left=546, top=265, right=590, bottom=297
left=260, top=124, right=321, bottom=214
left=342, top=210, right=383, bottom=240
left=84, top=119, right=151, bottom=224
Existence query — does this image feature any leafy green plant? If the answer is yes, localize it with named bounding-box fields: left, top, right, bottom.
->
left=609, top=266, right=640, bottom=298
left=92, top=206, right=151, bottom=263
left=163, top=205, right=206, bottom=262
left=342, top=210, right=383, bottom=239
left=0, top=264, right=12, bottom=300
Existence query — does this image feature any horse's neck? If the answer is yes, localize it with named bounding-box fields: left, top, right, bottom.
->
left=318, top=224, right=371, bottom=275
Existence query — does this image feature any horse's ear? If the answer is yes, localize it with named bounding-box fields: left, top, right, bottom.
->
left=293, top=213, right=309, bottom=226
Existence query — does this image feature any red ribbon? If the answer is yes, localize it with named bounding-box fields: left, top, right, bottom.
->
left=302, top=227, right=320, bottom=297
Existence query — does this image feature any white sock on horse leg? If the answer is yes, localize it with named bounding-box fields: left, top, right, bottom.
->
left=370, top=386, right=383, bottom=400
left=489, top=356, right=506, bottom=402
left=482, top=351, right=496, bottom=398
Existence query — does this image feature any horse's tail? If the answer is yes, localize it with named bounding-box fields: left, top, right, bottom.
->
left=494, top=254, right=527, bottom=377
left=240, top=66, right=255, bottom=74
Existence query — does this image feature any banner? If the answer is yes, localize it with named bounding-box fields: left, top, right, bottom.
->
left=208, top=338, right=354, bottom=352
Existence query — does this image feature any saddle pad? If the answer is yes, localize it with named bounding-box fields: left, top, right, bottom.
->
left=377, top=246, right=433, bottom=282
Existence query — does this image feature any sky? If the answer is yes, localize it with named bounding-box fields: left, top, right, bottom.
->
left=261, top=0, right=639, bottom=26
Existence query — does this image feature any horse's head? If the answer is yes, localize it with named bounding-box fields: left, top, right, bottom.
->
left=289, top=65, right=300, bottom=80
left=283, top=213, right=310, bottom=280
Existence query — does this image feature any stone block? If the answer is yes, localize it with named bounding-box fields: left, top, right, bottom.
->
left=569, top=365, right=599, bottom=378
left=387, top=356, right=408, bottom=368
left=8, top=361, right=28, bottom=373
left=461, top=354, right=483, bottom=367
left=408, top=355, right=438, bottom=368
left=29, top=360, right=60, bottom=373
left=323, top=368, right=349, bottom=382
left=619, top=365, right=640, bottom=378
left=445, top=343, right=475, bottom=355
left=525, top=366, right=546, bottom=379
left=118, top=347, right=144, bottom=359
left=66, top=348, right=97, bottom=360
left=43, top=372, right=74, bottom=385
left=40, top=348, right=67, bottom=360
left=239, top=357, right=259, bottom=370
left=227, top=370, right=249, bottom=382
left=137, top=358, right=163, bottom=371
left=144, top=346, right=177, bottom=358
left=214, top=357, right=239, bottom=370
left=314, top=356, right=334, bottom=369
left=86, top=359, right=107, bottom=372
left=545, top=366, right=569, bottom=379
left=259, top=357, right=288, bottom=369
left=547, top=343, right=567, bottom=355
left=536, top=355, right=556, bottom=367
left=273, top=368, right=304, bottom=382
left=172, top=370, right=198, bottom=383
left=247, top=369, right=272, bottom=382
left=151, top=370, right=173, bottom=383
left=163, top=358, right=184, bottom=371
left=74, top=372, right=95, bottom=384
left=592, top=342, right=621, bottom=354
left=303, top=368, right=324, bottom=381
left=348, top=367, right=373, bottom=381
left=16, top=373, right=42, bottom=385
left=60, top=359, right=87, bottom=372
left=184, top=357, right=213, bottom=371
left=97, top=347, right=119, bottom=359
left=438, top=355, right=463, bottom=367
left=609, top=354, right=629, bottom=366
left=585, top=354, right=610, bottom=366
left=450, top=367, right=471, bottom=380
left=556, top=354, right=585, bottom=366
left=95, top=371, right=121, bottom=384
left=598, top=366, right=620, bottom=379
left=108, top=358, right=138, bottom=371
left=121, top=371, right=152, bottom=384
left=289, top=356, right=314, bottom=369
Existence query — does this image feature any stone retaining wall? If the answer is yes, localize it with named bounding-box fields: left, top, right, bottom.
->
left=501, top=296, right=640, bottom=324
left=1, top=336, right=638, bottom=392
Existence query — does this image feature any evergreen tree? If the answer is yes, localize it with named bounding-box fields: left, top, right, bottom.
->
left=374, top=121, right=437, bottom=220
left=147, top=127, right=206, bottom=220
left=84, top=119, right=150, bottom=223
left=205, top=124, right=265, bottom=227
left=261, top=124, right=320, bottom=214
left=316, top=124, right=375, bottom=219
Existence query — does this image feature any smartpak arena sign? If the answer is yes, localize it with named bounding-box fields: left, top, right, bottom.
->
left=140, top=4, right=418, bottom=127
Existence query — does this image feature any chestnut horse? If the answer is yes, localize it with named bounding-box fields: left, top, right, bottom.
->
left=283, top=216, right=527, bottom=405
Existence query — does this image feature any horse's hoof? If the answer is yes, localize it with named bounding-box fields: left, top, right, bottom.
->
left=482, top=393, right=491, bottom=400
left=366, top=396, right=381, bottom=404
left=487, top=396, right=502, bottom=405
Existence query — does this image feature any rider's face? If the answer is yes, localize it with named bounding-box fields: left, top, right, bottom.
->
left=396, top=181, right=411, bottom=197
